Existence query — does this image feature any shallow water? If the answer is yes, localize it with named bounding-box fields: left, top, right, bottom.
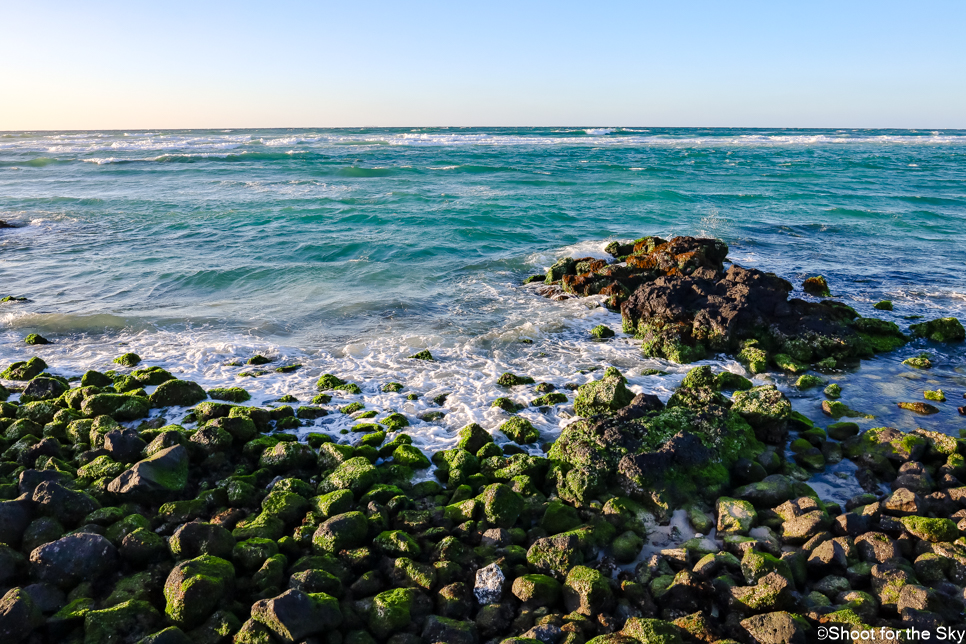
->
left=2, top=127, right=965, bottom=506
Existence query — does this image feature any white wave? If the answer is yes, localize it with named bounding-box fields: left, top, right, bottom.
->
left=2, top=130, right=965, bottom=157
left=261, top=136, right=322, bottom=147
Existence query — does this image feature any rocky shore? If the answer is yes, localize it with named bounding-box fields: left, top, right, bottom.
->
left=1, top=235, right=965, bottom=644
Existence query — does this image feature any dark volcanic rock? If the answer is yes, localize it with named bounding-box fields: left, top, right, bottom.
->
left=0, top=498, right=33, bottom=547
left=539, top=235, right=908, bottom=365
left=29, top=533, right=118, bottom=588
left=104, top=428, right=148, bottom=464
left=108, top=444, right=189, bottom=502
left=31, top=480, right=100, bottom=526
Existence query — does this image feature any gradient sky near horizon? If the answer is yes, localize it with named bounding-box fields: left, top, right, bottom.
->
left=2, top=0, right=965, bottom=130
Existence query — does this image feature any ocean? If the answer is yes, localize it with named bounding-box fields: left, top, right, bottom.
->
left=2, top=127, right=965, bottom=503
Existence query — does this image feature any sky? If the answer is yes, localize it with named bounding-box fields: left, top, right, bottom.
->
left=1, top=0, right=965, bottom=130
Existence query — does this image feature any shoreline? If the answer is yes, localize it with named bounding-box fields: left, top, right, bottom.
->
left=1, top=236, right=965, bottom=642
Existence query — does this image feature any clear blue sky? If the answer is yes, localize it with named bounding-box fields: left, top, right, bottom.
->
left=2, top=0, right=964, bottom=129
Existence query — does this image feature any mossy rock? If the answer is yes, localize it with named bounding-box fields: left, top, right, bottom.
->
left=737, top=344, right=768, bottom=375
left=323, top=457, right=379, bottom=497
left=208, top=387, right=251, bottom=403
left=714, top=371, right=754, bottom=391
left=540, top=500, right=582, bottom=535
left=573, top=371, right=633, bottom=417
left=258, top=441, right=315, bottom=472
left=563, top=565, right=612, bottom=616
left=900, top=516, right=958, bottom=542
left=132, top=366, right=175, bottom=386
left=392, top=444, right=430, bottom=469
left=409, top=349, right=434, bottom=361
left=902, top=353, right=932, bottom=369
left=381, top=382, right=404, bottom=393
left=456, top=423, right=492, bottom=454
left=492, top=397, right=525, bottom=413
left=149, top=380, right=207, bottom=408
left=497, top=372, right=535, bottom=387
left=531, top=392, right=568, bottom=406
left=795, top=374, right=824, bottom=390
left=261, top=490, right=309, bottom=524
left=84, top=599, right=161, bottom=644
left=590, top=325, right=615, bottom=339
left=821, top=400, right=870, bottom=419
left=909, top=317, right=965, bottom=343
left=897, top=401, right=939, bottom=415
left=369, top=587, right=415, bottom=639
left=379, top=412, right=409, bottom=430
left=80, top=394, right=150, bottom=422
left=341, top=402, right=365, bottom=415
left=479, top=482, right=524, bottom=528
left=162, top=555, right=235, bottom=629
left=511, top=574, right=561, bottom=607
left=316, top=374, right=346, bottom=390
left=802, top=275, right=831, bottom=297
left=113, top=353, right=142, bottom=368
left=612, top=530, right=644, bottom=563
left=1, top=356, right=48, bottom=381
left=373, top=530, right=421, bottom=557
left=824, top=383, right=842, bottom=398
left=499, top=417, right=539, bottom=444
left=312, top=511, right=368, bottom=552
left=620, top=618, right=683, bottom=643
left=874, top=300, right=893, bottom=311
left=310, top=489, right=355, bottom=519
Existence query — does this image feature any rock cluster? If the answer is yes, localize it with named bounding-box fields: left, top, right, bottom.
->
left=532, top=236, right=943, bottom=369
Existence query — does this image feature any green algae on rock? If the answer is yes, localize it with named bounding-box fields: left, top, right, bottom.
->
left=590, top=324, right=615, bottom=339
left=897, top=401, right=939, bottom=414
left=573, top=370, right=634, bottom=418
left=499, top=416, right=539, bottom=444
left=208, top=386, right=251, bottom=403
left=113, top=352, right=142, bottom=367
left=909, top=316, right=965, bottom=342
left=1, top=356, right=47, bottom=380
left=802, top=275, right=831, bottom=297
left=902, top=353, right=932, bottom=369
left=496, top=372, right=535, bottom=386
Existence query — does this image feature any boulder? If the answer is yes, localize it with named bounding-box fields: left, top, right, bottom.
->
left=103, top=428, right=148, bottom=463
left=573, top=369, right=633, bottom=418
left=563, top=565, right=612, bottom=616
left=29, top=533, right=118, bottom=588
left=0, top=588, right=43, bottom=642
left=32, top=481, right=100, bottom=526
left=149, top=379, right=207, bottom=408
left=473, top=562, right=505, bottom=604
left=80, top=394, right=150, bottom=421
left=108, top=445, right=188, bottom=502
left=163, top=555, right=235, bottom=628
left=909, top=317, right=965, bottom=343
left=169, top=522, right=235, bottom=560
left=251, top=589, right=341, bottom=643
left=1, top=357, right=47, bottom=380
left=730, top=386, right=791, bottom=444
left=740, top=611, right=807, bottom=644
left=0, top=498, right=32, bottom=547
left=312, top=512, right=368, bottom=553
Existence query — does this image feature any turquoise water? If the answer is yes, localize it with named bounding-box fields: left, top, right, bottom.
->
left=2, top=127, right=965, bottom=500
